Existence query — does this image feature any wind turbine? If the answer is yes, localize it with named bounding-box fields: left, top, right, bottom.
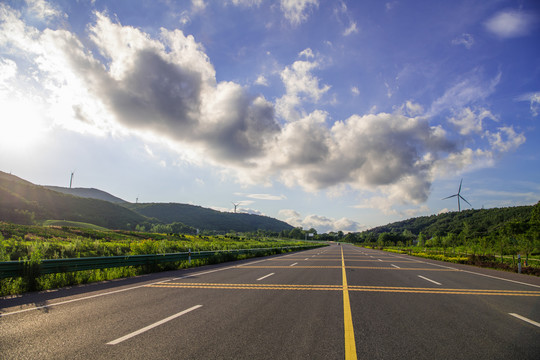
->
left=69, top=171, right=75, bottom=188
left=232, top=202, right=240, bottom=213
left=442, top=178, right=471, bottom=212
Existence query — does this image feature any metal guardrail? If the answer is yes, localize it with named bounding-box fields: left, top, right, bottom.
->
left=0, top=245, right=325, bottom=279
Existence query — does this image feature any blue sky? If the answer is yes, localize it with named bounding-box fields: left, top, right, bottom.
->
left=1, top=0, right=539, bottom=233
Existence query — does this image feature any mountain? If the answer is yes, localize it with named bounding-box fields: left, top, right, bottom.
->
left=359, top=204, right=537, bottom=239
left=0, top=171, right=293, bottom=233
left=125, top=203, right=294, bottom=233
left=44, top=186, right=127, bottom=203
left=0, top=171, right=147, bottom=229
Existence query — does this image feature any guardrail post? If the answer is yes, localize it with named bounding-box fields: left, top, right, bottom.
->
left=189, top=249, right=191, bottom=265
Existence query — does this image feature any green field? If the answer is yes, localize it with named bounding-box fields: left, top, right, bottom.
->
left=41, top=220, right=110, bottom=231
left=0, top=222, right=318, bottom=296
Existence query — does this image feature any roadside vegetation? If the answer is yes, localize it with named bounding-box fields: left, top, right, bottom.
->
left=0, top=222, right=318, bottom=296
left=347, top=201, right=540, bottom=276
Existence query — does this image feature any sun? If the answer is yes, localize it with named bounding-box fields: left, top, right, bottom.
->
left=0, top=96, right=48, bottom=152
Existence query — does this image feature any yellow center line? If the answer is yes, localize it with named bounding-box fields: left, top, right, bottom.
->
left=236, top=265, right=458, bottom=271
left=342, top=247, right=357, bottom=360
left=144, top=283, right=540, bottom=296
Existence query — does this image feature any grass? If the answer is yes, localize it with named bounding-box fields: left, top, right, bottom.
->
left=42, top=220, right=110, bottom=231
left=365, top=245, right=540, bottom=276
left=0, top=222, right=323, bottom=296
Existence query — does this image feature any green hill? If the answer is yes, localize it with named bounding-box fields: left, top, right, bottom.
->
left=0, top=171, right=293, bottom=233
left=0, top=171, right=147, bottom=229
left=352, top=203, right=539, bottom=243
left=125, top=203, right=294, bottom=233
left=44, top=186, right=127, bottom=203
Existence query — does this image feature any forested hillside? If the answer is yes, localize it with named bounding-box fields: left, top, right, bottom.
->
left=126, top=203, right=294, bottom=233
left=0, top=171, right=294, bottom=233
left=0, top=172, right=146, bottom=229
left=361, top=205, right=534, bottom=238
left=343, top=202, right=540, bottom=261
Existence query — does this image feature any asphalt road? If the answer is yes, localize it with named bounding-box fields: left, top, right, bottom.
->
left=1, top=244, right=539, bottom=359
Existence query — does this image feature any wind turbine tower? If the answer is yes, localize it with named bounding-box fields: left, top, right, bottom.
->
left=69, top=171, right=75, bottom=188
left=442, top=178, right=472, bottom=212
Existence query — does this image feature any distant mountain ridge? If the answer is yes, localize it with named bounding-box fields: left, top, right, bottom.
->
left=44, top=186, right=127, bottom=204
left=125, top=203, right=294, bottom=233
left=0, top=171, right=293, bottom=232
left=0, top=172, right=146, bottom=229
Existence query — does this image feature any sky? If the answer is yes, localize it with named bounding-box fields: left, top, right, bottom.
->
left=0, top=0, right=539, bottom=233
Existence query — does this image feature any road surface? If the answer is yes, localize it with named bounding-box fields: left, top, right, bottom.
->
left=1, top=243, right=539, bottom=359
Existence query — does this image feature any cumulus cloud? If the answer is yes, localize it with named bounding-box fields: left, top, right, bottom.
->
left=275, top=51, right=330, bottom=121
left=25, top=0, right=64, bottom=22
left=255, top=74, right=268, bottom=86
left=448, top=107, right=497, bottom=135
left=487, top=126, right=525, bottom=153
left=280, top=0, right=319, bottom=25
left=277, top=209, right=363, bottom=232
left=0, top=4, right=528, bottom=216
left=484, top=9, right=537, bottom=38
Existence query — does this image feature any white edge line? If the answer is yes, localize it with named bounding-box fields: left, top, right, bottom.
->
left=390, top=254, right=540, bottom=289
left=509, top=313, right=540, bottom=328
left=1, top=255, right=277, bottom=317
left=418, top=275, right=442, bottom=286
left=256, top=273, right=275, bottom=281
left=107, top=305, right=203, bottom=345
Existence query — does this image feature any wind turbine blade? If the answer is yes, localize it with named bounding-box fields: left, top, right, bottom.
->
left=459, top=195, right=472, bottom=207
left=458, top=178, right=463, bottom=194
left=442, top=194, right=457, bottom=200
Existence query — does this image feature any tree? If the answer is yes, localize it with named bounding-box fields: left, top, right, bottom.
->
left=417, top=232, right=426, bottom=247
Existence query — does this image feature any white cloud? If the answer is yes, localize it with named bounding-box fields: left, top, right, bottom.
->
left=343, top=21, right=358, bottom=36
left=255, top=75, right=268, bottom=86
left=351, top=86, right=359, bottom=96
left=484, top=10, right=537, bottom=38
left=236, top=193, right=287, bottom=200
left=298, top=48, right=314, bottom=58
left=516, top=92, right=540, bottom=117
left=0, top=57, right=17, bottom=82
left=275, top=55, right=330, bottom=121
left=448, top=107, right=497, bottom=135
left=280, top=0, right=319, bottom=25
left=25, top=0, right=64, bottom=22
left=430, top=71, right=501, bottom=115
left=191, top=0, right=206, bottom=12
left=451, top=33, right=474, bottom=49
left=487, top=126, right=526, bottom=153
left=277, top=209, right=363, bottom=232
left=0, top=4, right=528, bottom=217
left=228, top=0, right=263, bottom=6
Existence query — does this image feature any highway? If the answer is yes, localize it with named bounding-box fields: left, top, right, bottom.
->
left=1, top=243, right=539, bottom=359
